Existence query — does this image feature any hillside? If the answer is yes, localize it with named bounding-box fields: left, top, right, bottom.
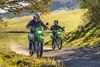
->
left=63, top=22, right=100, bottom=47
left=3, top=9, right=85, bottom=32
left=51, top=0, right=79, bottom=11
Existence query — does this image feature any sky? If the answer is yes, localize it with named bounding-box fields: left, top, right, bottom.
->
left=0, top=9, right=8, bottom=13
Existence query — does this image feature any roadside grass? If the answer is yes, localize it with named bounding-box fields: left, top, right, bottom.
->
left=0, top=48, right=60, bottom=67
left=63, top=23, right=100, bottom=47
left=0, top=33, right=60, bottom=67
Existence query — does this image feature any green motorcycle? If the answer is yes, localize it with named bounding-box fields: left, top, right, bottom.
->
left=50, top=29, right=64, bottom=50
left=28, top=27, right=45, bottom=58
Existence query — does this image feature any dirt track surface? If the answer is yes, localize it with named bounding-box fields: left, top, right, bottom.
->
left=10, top=45, right=100, bottom=67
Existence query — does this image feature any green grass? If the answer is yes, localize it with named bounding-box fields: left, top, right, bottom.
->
left=0, top=49, right=60, bottom=67
left=0, top=33, right=28, bottom=47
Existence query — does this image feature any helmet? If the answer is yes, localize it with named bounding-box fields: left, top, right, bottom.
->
left=33, top=13, right=40, bottom=19
left=54, top=20, right=59, bottom=25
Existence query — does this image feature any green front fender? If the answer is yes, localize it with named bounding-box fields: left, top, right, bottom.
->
left=57, top=34, right=62, bottom=38
left=37, top=34, right=44, bottom=41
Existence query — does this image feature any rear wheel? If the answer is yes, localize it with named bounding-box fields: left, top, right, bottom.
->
left=36, top=41, right=43, bottom=58
left=58, top=38, right=62, bottom=50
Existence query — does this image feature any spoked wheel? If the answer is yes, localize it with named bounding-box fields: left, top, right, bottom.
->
left=52, top=40, right=56, bottom=50
left=57, top=38, right=62, bottom=50
left=36, top=41, right=43, bottom=58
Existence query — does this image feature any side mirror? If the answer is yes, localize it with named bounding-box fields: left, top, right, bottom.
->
left=63, top=27, right=65, bottom=29
left=46, top=22, right=49, bottom=25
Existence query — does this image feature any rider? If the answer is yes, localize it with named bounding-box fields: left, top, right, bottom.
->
left=26, top=13, right=48, bottom=50
left=50, top=20, right=64, bottom=36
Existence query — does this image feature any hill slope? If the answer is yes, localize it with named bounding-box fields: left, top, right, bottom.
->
left=3, top=9, right=85, bottom=32
left=51, top=0, right=79, bottom=11
left=63, top=22, right=100, bottom=47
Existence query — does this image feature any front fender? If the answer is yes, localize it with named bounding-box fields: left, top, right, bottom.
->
left=57, top=34, right=62, bottom=38
left=37, top=34, right=44, bottom=41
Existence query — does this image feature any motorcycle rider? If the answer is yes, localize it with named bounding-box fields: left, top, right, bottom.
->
left=26, top=13, right=48, bottom=50
left=50, top=20, right=64, bottom=36
left=50, top=20, right=65, bottom=50
left=50, top=20, right=64, bottom=46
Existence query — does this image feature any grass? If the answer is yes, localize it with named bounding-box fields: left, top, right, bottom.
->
left=63, top=22, right=100, bottom=47
left=0, top=33, right=60, bottom=67
left=0, top=33, right=28, bottom=47
left=0, top=48, right=60, bottom=67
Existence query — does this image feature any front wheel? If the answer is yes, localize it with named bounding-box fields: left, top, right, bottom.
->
left=29, top=42, right=34, bottom=56
left=36, top=41, right=43, bottom=58
left=57, top=39, right=62, bottom=50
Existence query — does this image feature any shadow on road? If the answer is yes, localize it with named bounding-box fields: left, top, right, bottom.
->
left=54, top=47, right=100, bottom=67
left=43, top=49, right=52, bottom=52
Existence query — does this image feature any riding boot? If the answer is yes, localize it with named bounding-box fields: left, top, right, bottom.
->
left=29, top=42, right=32, bottom=50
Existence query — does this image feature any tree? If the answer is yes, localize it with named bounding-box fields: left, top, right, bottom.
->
left=0, top=0, right=52, bottom=30
left=0, top=17, right=8, bottom=29
left=0, top=0, right=52, bottom=14
left=78, top=0, right=100, bottom=25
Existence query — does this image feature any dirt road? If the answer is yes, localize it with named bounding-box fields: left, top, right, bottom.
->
left=10, top=45, right=100, bottom=67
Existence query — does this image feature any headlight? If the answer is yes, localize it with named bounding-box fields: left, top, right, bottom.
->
left=57, top=32, right=61, bottom=34
left=37, top=31, right=42, bottom=33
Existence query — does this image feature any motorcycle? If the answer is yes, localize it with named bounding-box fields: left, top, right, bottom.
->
left=28, top=23, right=48, bottom=58
left=50, top=28, right=64, bottom=50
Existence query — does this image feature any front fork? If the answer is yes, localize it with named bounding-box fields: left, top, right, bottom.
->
left=35, top=40, right=43, bottom=53
left=53, top=38, right=60, bottom=46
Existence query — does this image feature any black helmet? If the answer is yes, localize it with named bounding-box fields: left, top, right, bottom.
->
left=54, top=20, right=59, bottom=25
